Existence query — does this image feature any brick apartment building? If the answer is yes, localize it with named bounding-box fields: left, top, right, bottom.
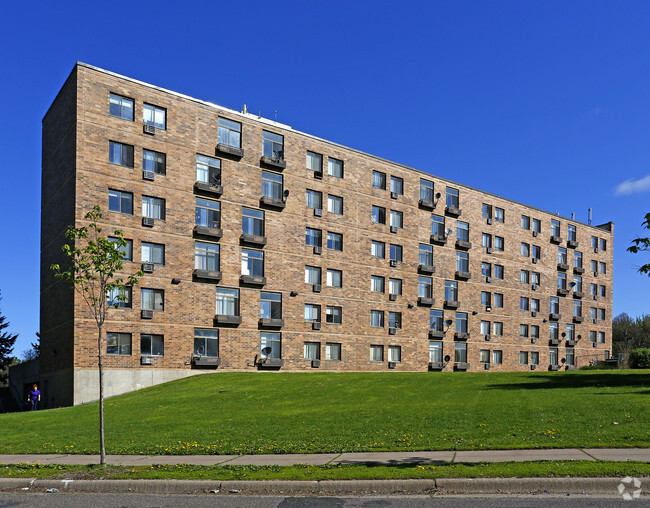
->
left=39, top=63, right=613, bottom=407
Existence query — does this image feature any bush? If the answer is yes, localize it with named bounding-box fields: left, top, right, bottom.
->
left=579, top=364, right=618, bottom=371
left=628, top=348, right=650, bottom=369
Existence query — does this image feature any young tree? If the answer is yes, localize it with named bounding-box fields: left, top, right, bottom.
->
left=51, top=206, right=141, bottom=465
left=21, top=332, right=40, bottom=361
left=0, top=292, right=19, bottom=385
left=628, top=212, right=650, bottom=274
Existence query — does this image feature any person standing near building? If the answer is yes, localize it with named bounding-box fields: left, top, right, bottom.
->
left=28, top=384, right=40, bottom=411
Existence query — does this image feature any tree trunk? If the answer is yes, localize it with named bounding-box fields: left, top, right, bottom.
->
left=98, top=325, right=105, bottom=465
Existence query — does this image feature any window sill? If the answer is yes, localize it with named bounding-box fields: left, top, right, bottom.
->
left=455, top=271, right=471, bottom=281
left=454, top=332, right=470, bottom=341
left=418, top=264, right=435, bottom=274
left=216, top=143, right=244, bottom=159
left=240, top=274, right=266, bottom=287
left=260, top=196, right=286, bottom=210
left=455, top=240, right=472, bottom=250
left=193, top=269, right=222, bottom=283
left=428, top=330, right=445, bottom=339
left=549, top=313, right=561, bottom=321
left=418, top=199, right=435, bottom=210
left=430, top=234, right=447, bottom=245
left=213, top=315, right=242, bottom=326
left=194, top=225, right=223, bottom=239
left=550, top=235, right=563, bottom=244
left=240, top=233, right=267, bottom=246
left=417, top=297, right=435, bottom=307
left=557, top=263, right=569, bottom=271
left=445, top=206, right=462, bottom=217
left=194, top=181, right=223, bottom=196
left=444, top=300, right=460, bottom=309
left=259, top=318, right=284, bottom=328
left=260, top=155, right=286, bottom=170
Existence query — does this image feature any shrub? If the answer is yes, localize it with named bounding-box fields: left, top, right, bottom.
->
left=628, top=348, right=650, bottom=369
left=579, top=364, right=618, bottom=371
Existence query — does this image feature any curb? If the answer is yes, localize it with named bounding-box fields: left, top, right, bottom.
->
left=1, top=477, right=648, bottom=495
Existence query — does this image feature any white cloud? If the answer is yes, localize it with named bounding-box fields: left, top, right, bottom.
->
left=614, top=175, right=650, bottom=196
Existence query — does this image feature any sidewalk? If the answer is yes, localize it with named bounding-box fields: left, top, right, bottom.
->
left=1, top=447, right=649, bottom=466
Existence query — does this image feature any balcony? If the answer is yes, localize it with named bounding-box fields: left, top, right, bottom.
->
left=557, top=263, right=569, bottom=271
left=215, top=143, right=244, bottom=159
left=260, top=155, right=286, bottom=170
left=557, top=288, right=570, bottom=297
left=567, top=240, right=579, bottom=249
left=550, top=235, right=562, bottom=244
left=240, top=233, right=267, bottom=246
left=213, top=314, right=242, bottom=326
left=194, top=225, right=222, bottom=240
left=430, top=234, right=447, bottom=245
left=445, top=206, right=461, bottom=217
left=573, top=316, right=584, bottom=324
left=455, top=240, right=472, bottom=250
left=192, top=269, right=222, bottom=283
left=240, top=274, right=266, bottom=287
left=573, top=266, right=585, bottom=275
left=417, top=297, right=435, bottom=307
left=418, top=199, right=435, bottom=210
left=259, top=318, right=284, bottom=329
left=573, top=291, right=584, bottom=299
left=260, top=196, right=286, bottom=210
left=549, top=313, right=561, bottom=321
left=418, top=264, right=435, bottom=275
left=194, top=181, right=223, bottom=196
left=429, top=330, right=445, bottom=339
left=455, top=271, right=471, bottom=281
left=454, top=332, right=470, bottom=341
left=444, top=300, right=460, bottom=309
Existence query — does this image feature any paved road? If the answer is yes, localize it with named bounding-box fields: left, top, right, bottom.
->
left=1, top=493, right=648, bottom=507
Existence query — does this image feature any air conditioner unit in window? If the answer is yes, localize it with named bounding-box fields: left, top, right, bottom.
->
left=486, top=276, right=492, bottom=283
left=141, top=309, right=154, bottom=319
left=391, top=192, right=398, bottom=199
left=388, top=361, right=396, bottom=369
left=593, top=342, right=597, bottom=347
left=389, top=294, right=397, bottom=301
left=530, top=364, right=537, bottom=370
left=593, top=318, right=598, bottom=324
left=533, top=231, right=539, bottom=237
left=143, top=171, right=155, bottom=181
left=594, top=247, right=599, bottom=253
left=143, top=124, right=156, bottom=135
left=593, top=295, right=598, bottom=300
left=531, top=338, right=537, bottom=344
left=484, top=363, right=491, bottom=370
left=531, top=311, right=537, bottom=317
left=532, top=258, right=538, bottom=264
left=593, top=271, right=598, bottom=277
left=312, top=321, right=321, bottom=330
left=486, top=247, right=493, bottom=254
left=487, top=218, right=493, bottom=225
left=314, top=171, right=323, bottom=179
left=390, top=260, right=398, bottom=267
left=389, top=327, right=397, bottom=335
left=532, top=284, right=538, bottom=290
left=140, top=356, right=153, bottom=365
left=390, top=226, right=398, bottom=234
left=484, top=334, right=491, bottom=341
left=313, top=246, right=322, bottom=255
left=142, top=217, right=155, bottom=227
left=311, top=359, right=321, bottom=368
left=142, top=263, right=155, bottom=273
left=313, top=284, right=321, bottom=293
left=313, top=208, right=323, bottom=217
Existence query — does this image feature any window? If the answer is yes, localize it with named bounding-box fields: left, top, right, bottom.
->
left=327, top=232, right=343, bottom=251
left=328, top=157, right=343, bottom=178
left=305, top=304, right=321, bottom=323
left=260, top=292, right=282, bottom=319
left=389, top=278, right=402, bottom=296
left=590, top=283, right=597, bottom=296
left=520, top=297, right=529, bottom=311
left=532, top=219, right=541, bottom=233
left=109, top=141, right=134, bottom=168
left=195, top=198, right=221, bottom=228
left=373, top=171, right=386, bottom=189
left=550, top=322, right=559, bottom=340
left=143, top=149, right=166, bottom=175
left=558, top=247, right=567, bottom=264
left=326, top=343, right=341, bottom=361
left=109, top=93, right=134, bottom=121
left=372, top=205, right=386, bottom=224
left=429, top=341, right=443, bottom=362
left=494, top=265, right=504, bottom=279
left=455, top=312, right=468, bottom=333
left=262, top=171, right=283, bottom=200
left=520, top=270, right=530, bottom=284
left=108, top=237, right=132, bottom=261
left=493, top=293, right=504, bottom=308
left=481, top=291, right=491, bottom=306
left=551, top=220, right=561, bottom=237
left=196, top=154, right=221, bottom=186
left=142, top=196, right=165, bottom=220
left=532, top=245, right=541, bottom=260
left=430, top=309, right=444, bottom=331
left=531, top=271, right=540, bottom=285
left=306, top=227, right=322, bottom=247
left=107, top=287, right=132, bottom=308
left=598, top=331, right=605, bottom=343
left=574, top=251, right=583, bottom=268
left=531, top=352, right=539, bottom=365
left=549, top=348, right=558, bottom=366
left=371, top=275, right=385, bottom=293
left=493, top=322, right=503, bottom=336
left=599, top=262, right=606, bottom=274
left=388, top=312, right=402, bottom=329
left=550, top=297, right=560, bottom=314
left=566, top=348, right=575, bottom=366
left=141, top=288, right=164, bottom=311
left=328, top=195, right=343, bottom=214
left=574, top=276, right=583, bottom=292
left=107, top=332, right=131, bottom=355
left=591, top=236, right=598, bottom=248
left=306, top=189, right=322, bottom=210
left=326, top=269, right=342, bottom=287
left=519, top=351, right=528, bottom=365
left=389, top=210, right=403, bottom=229
left=242, top=208, right=264, bottom=236
left=521, top=243, right=530, bottom=257
left=558, top=273, right=567, bottom=290
left=419, top=244, right=433, bottom=265
left=141, top=242, right=164, bottom=265
left=599, top=285, right=606, bottom=297
left=566, top=323, right=575, bottom=341
left=390, top=176, right=403, bottom=195
left=389, top=244, right=403, bottom=262
left=492, top=350, right=503, bottom=365
left=216, top=288, right=239, bottom=316
left=590, top=330, right=597, bottom=343
left=304, top=342, right=320, bottom=360
left=241, top=249, right=264, bottom=276
left=531, top=325, right=539, bottom=339
left=371, top=241, right=385, bottom=258
left=454, top=343, right=467, bottom=363
left=260, top=332, right=281, bottom=359
left=143, top=103, right=166, bottom=130
left=195, top=242, right=219, bottom=272
left=432, top=215, right=445, bottom=237
left=420, top=179, right=434, bottom=202
left=262, top=131, right=284, bottom=159
left=194, top=329, right=219, bottom=357
left=419, top=276, right=433, bottom=298
left=495, top=207, right=504, bottom=223
left=456, top=252, right=469, bottom=272
left=217, top=117, right=242, bottom=149
left=305, top=266, right=321, bottom=285
left=521, top=215, right=530, bottom=230
left=482, top=233, right=492, bottom=248
left=600, top=238, right=607, bottom=251
left=598, top=308, right=605, bottom=320
left=370, top=310, right=384, bottom=327
left=520, top=324, right=529, bottom=338
left=326, top=306, right=342, bottom=324
left=531, top=298, right=540, bottom=312
left=591, top=260, right=598, bottom=272
left=568, top=224, right=577, bottom=242
left=457, top=222, right=469, bottom=242
left=306, top=151, right=322, bottom=173
left=370, top=345, right=384, bottom=362
left=482, top=204, right=492, bottom=220
left=108, top=189, right=133, bottom=214
left=480, top=349, right=490, bottom=364
left=388, top=345, right=401, bottom=362
left=141, top=334, right=164, bottom=356
left=494, top=236, right=504, bottom=251
left=590, top=307, right=597, bottom=320
left=446, top=187, right=459, bottom=208
left=444, top=280, right=458, bottom=301
left=480, top=320, right=490, bottom=335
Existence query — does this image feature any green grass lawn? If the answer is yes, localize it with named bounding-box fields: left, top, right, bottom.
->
left=0, top=371, right=648, bottom=455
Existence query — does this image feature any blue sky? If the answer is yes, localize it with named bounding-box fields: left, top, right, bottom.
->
left=1, top=1, right=649, bottom=356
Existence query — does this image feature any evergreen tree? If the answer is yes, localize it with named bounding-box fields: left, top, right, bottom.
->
left=0, top=292, right=19, bottom=385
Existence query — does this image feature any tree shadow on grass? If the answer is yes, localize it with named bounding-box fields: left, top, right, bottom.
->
left=487, top=372, right=650, bottom=391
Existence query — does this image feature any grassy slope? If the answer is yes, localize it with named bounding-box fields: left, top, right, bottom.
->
left=0, top=371, right=648, bottom=455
